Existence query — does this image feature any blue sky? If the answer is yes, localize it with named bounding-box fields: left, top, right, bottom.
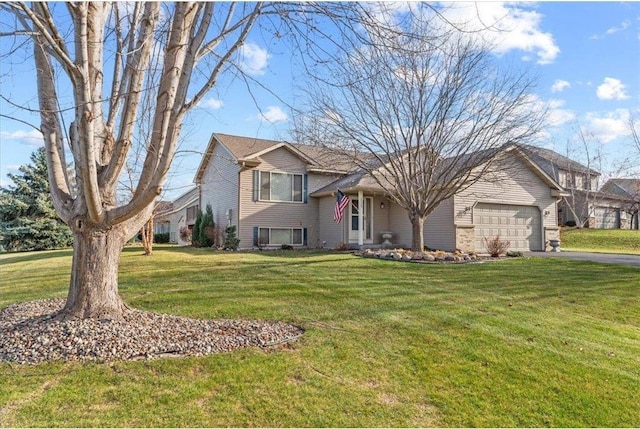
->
left=1, top=1, right=639, bottom=200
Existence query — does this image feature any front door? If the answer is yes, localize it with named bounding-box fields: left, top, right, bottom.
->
left=349, top=197, right=373, bottom=243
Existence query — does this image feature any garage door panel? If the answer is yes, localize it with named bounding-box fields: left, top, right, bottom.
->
left=474, top=203, right=542, bottom=252
left=594, top=206, right=620, bottom=229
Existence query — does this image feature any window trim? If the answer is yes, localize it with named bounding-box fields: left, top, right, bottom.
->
left=258, top=171, right=305, bottom=203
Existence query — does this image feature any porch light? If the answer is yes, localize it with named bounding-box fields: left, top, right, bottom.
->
left=380, top=202, right=385, bottom=209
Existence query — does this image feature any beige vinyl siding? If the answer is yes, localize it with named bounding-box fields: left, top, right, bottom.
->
left=238, top=147, right=339, bottom=249
left=455, top=157, right=558, bottom=227
left=389, top=202, right=412, bottom=248
left=200, top=143, right=240, bottom=227
left=424, top=198, right=455, bottom=250
left=317, top=195, right=346, bottom=248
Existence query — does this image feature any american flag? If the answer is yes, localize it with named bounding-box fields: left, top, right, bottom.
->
left=333, top=189, right=350, bottom=223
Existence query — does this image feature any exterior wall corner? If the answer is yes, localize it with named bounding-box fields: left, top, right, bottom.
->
left=544, top=226, right=560, bottom=252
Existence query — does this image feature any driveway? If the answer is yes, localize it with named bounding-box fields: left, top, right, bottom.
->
left=526, top=251, right=640, bottom=267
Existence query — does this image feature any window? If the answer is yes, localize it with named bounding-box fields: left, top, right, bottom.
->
left=154, top=221, right=170, bottom=234
left=257, top=227, right=304, bottom=246
left=558, top=171, right=567, bottom=187
left=258, top=171, right=303, bottom=202
left=186, top=205, right=199, bottom=222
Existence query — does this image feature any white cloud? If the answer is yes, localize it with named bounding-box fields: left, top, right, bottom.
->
left=551, top=79, right=570, bottom=93
left=238, top=42, right=269, bottom=76
left=200, top=98, right=223, bottom=110
left=0, top=130, right=44, bottom=147
left=259, top=106, right=288, bottom=123
left=435, top=2, right=560, bottom=64
left=606, top=20, right=631, bottom=35
left=596, top=77, right=629, bottom=100
left=584, top=109, right=631, bottom=143
left=591, top=19, right=632, bottom=39
left=547, top=99, right=576, bottom=126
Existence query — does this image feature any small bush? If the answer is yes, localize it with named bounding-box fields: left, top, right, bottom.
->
left=154, top=233, right=170, bottom=243
left=179, top=226, right=192, bottom=244
left=565, top=220, right=577, bottom=227
left=483, top=235, right=510, bottom=257
left=506, top=250, right=523, bottom=258
left=335, top=242, right=350, bottom=251
left=223, top=225, right=240, bottom=250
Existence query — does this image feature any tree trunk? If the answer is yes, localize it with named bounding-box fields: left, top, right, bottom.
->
left=141, top=217, right=153, bottom=255
left=58, top=224, right=129, bottom=321
left=409, top=212, right=425, bottom=251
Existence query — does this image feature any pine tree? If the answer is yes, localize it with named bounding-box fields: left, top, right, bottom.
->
left=0, top=148, right=73, bottom=252
left=193, top=208, right=204, bottom=247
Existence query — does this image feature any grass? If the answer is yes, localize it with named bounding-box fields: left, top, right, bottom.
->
left=1, top=245, right=639, bottom=427
left=560, top=227, right=640, bottom=255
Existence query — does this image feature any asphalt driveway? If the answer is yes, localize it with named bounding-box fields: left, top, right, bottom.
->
left=526, top=251, right=640, bottom=267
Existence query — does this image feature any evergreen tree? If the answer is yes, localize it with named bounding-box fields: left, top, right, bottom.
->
left=0, top=147, right=73, bottom=252
left=201, top=204, right=215, bottom=247
left=192, top=208, right=204, bottom=247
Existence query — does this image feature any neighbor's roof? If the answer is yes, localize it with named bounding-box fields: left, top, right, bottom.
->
left=600, top=178, right=640, bottom=198
left=517, top=144, right=601, bottom=178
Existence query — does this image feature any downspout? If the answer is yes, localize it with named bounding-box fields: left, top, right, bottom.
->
left=358, top=190, right=364, bottom=247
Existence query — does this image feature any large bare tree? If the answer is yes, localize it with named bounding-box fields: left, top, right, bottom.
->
left=295, top=9, right=545, bottom=251
left=1, top=1, right=424, bottom=320
left=1, top=2, right=265, bottom=320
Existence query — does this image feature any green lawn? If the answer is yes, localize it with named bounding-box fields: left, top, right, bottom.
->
left=1, top=246, right=639, bottom=427
left=561, top=227, right=640, bottom=255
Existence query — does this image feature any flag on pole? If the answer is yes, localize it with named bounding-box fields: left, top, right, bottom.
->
left=333, top=189, right=350, bottom=223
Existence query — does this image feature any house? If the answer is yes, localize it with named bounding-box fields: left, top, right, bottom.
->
left=193, top=133, right=567, bottom=253
left=600, top=178, right=640, bottom=229
left=518, top=145, right=638, bottom=229
left=153, top=186, right=199, bottom=245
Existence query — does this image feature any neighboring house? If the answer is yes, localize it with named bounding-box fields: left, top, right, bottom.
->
left=154, top=187, right=199, bottom=245
left=193, top=133, right=568, bottom=253
left=518, top=145, right=638, bottom=229
left=600, top=178, right=640, bottom=229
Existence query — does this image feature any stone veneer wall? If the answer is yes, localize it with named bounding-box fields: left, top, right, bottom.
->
left=544, top=227, right=560, bottom=252
left=455, top=225, right=475, bottom=252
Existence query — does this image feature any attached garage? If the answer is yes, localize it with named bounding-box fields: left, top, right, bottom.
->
left=594, top=206, right=620, bottom=229
left=474, top=203, right=543, bottom=252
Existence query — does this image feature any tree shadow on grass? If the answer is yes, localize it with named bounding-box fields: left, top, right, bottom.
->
left=0, top=248, right=73, bottom=265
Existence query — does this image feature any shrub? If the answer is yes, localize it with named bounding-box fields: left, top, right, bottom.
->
left=506, top=250, right=523, bottom=258
left=565, top=220, right=577, bottom=227
left=179, top=226, right=192, bottom=244
left=335, top=242, right=350, bottom=251
left=223, top=225, right=240, bottom=250
left=154, top=233, right=170, bottom=244
left=192, top=205, right=215, bottom=247
left=482, top=235, right=510, bottom=257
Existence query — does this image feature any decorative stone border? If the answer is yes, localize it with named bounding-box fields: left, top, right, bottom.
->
left=358, top=248, right=485, bottom=263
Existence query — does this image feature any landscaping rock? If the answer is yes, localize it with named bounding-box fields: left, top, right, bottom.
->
left=0, top=299, right=303, bottom=365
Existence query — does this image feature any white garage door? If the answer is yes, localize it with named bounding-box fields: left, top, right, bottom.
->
left=474, top=204, right=542, bottom=252
left=594, top=206, right=620, bottom=229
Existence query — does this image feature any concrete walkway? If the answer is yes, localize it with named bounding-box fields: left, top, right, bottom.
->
left=526, top=251, right=640, bottom=267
